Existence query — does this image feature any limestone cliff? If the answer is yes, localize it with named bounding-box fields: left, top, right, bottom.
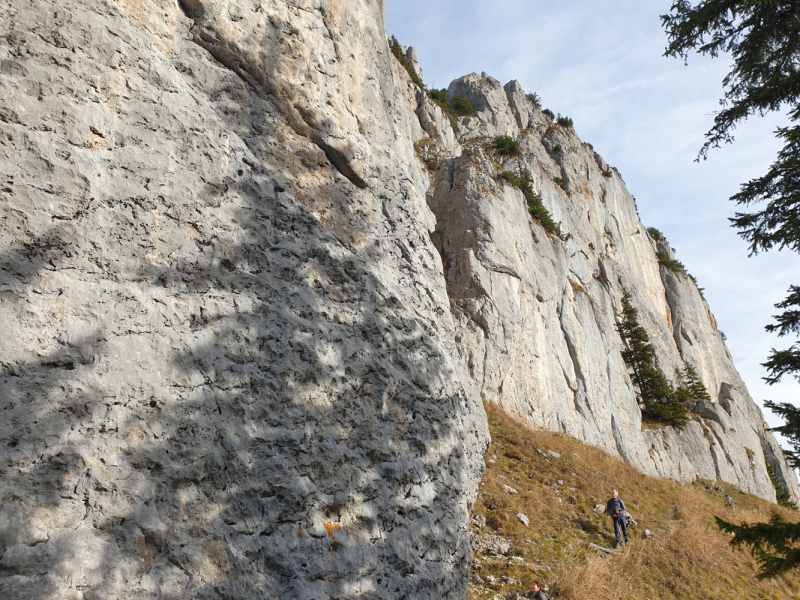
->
left=0, top=1, right=796, bottom=599
left=426, top=72, right=800, bottom=506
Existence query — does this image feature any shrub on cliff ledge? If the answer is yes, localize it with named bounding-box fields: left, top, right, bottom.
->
left=426, top=88, right=462, bottom=133
left=389, top=36, right=424, bottom=89
left=451, top=95, right=474, bottom=116
left=388, top=37, right=467, bottom=133
left=428, top=88, right=448, bottom=105
left=493, top=136, right=520, bottom=156
left=557, top=114, right=574, bottom=128
left=500, top=169, right=565, bottom=240
left=656, top=251, right=686, bottom=274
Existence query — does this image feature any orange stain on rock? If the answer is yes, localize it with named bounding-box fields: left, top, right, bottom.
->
left=324, top=522, right=342, bottom=552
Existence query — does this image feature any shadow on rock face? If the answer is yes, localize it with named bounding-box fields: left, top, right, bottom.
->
left=0, top=1, right=486, bottom=599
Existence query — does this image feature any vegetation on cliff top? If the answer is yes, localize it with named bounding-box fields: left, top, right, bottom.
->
left=468, top=403, right=800, bottom=599
left=389, top=36, right=473, bottom=134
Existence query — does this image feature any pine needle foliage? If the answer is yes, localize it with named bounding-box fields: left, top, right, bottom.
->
left=674, top=361, right=712, bottom=404
left=714, top=399, right=800, bottom=576
left=716, top=512, right=800, bottom=579
left=525, top=92, right=541, bottom=108
left=389, top=36, right=424, bottom=89
left=499, top=170, right=564, bottom=239
left=764, top=401, right=800, bottom=470
left=618, top=292, right=689, bottom=429
left=761, top=286, right=800, bottom=385
left=656, top=250, right=686, bottom=274
left=647, top=227, right=664, bottom=241
left=765, top=459, right=798, bottom=510
left=389, top=38, right=471, bottom=133
left=493, top=136, right=521, bottom=156
left=557, top=114, right=574, bottom=128
left=451, top=95, right=474, bottom=116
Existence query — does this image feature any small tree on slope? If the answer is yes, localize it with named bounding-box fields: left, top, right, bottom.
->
left=618, top=292, right=688, bottom=429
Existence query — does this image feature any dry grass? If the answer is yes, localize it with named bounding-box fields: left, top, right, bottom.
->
left=468, top=402, right=800, bottom=599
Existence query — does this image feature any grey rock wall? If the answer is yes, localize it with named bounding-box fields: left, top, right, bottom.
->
left=0, top=1, right=487, bottom=598
left=1, top=0, right=798, bottom=597
left=427, top=71, right=800, bottom=506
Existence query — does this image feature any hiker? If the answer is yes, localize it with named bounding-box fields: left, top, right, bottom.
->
left=530, top=581, right=550, bottom=600
left=606, top=489, right=629, bottom=548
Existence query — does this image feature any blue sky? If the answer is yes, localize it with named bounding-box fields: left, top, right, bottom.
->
left=384, top=0, right=800, bottom=434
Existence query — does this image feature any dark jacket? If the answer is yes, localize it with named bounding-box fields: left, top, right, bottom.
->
left=606, top=497, right=626, bottom=517
left=532, top=592, right=550, bottom=600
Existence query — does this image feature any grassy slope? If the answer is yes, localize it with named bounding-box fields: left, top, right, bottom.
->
left=468, top=403, right=800, bottom=599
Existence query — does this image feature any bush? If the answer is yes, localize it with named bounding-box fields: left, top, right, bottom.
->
left=389, top=36, right=424, bottom=90
left=448, top=114, right=460, bottom=133
left=428, top=88, right=448, bottom=105
left=423, top=156, right=439, bottom=171
left=494, top=136, right=521, bottom=156
left=451, top=95, right=474, bottom=116
left=553, top=144, right=563, bottom=153
left=500, top=169, right=565, bottom=239
left=557, top=114, right=574, bottom=128
left=526, top=92, right=541, bottom=108
left=656, top=251, right=686, bottom=274
left=543, top=108, right=555, bottom=121
left=647, top=227, right=664, bottom=241
left=553, top=176, right=568, bottom=191
left=602, top=169, right=613, bottom=178
left=425, top=89, right=463, bottom=133
left=389, top=38, right=466, bottom=135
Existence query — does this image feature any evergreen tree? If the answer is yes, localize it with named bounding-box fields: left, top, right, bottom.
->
left=663, top=2, right=800, bottom=576
left=662, top=1, right=800, bottom=390
left=674, top=361, right=712, bottom=403
left=716, top=513, right=800, bottom=579
left=618, top=292, right=689, bottom=429
left=764, top=400, right=800, bottom=470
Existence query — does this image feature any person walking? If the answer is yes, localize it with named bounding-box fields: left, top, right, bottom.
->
left=530, top=581, right=550, bottom=600
left=606, top=489, right=629, bottom=548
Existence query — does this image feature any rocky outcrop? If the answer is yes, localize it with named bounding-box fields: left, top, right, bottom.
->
left=0, top=1, right=487, bottom=598
left=425, top=71, right=800, bottom=505
left=1, top=1, right=797, bottom=598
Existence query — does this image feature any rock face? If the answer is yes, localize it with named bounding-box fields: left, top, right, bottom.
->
left=0, top=1, right=797, bottom=599
left=0, top=1, right=487, bottom=598
left=429, top=72, right=800, bottom=505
